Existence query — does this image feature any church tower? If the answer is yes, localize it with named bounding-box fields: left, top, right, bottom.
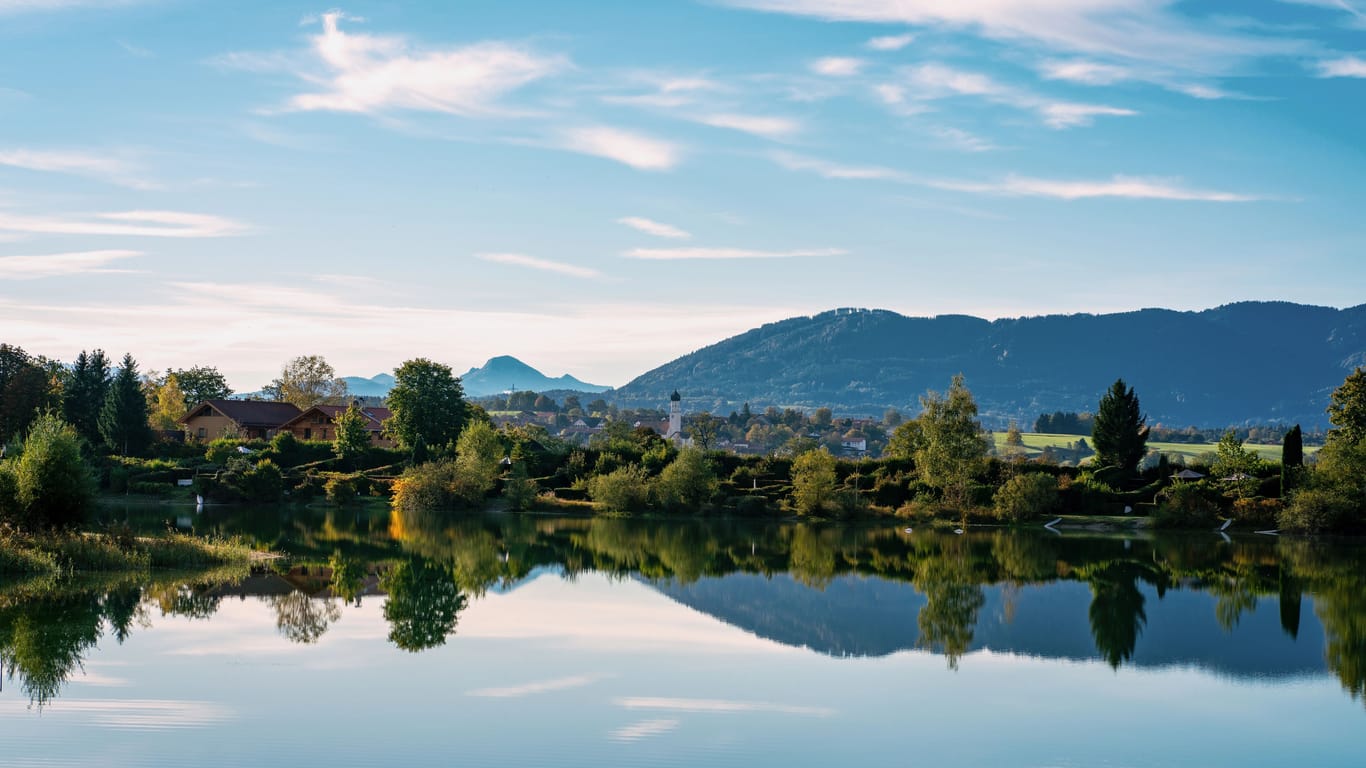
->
left=666, top=390, right=682, bottom=439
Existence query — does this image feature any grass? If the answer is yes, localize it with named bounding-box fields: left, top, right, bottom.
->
left=0, top=526, right=259, bottom=576
left=992, top=432, right=1316, bottom=462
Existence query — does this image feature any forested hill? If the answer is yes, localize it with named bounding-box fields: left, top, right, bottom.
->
left=611, top=302, right=1366, bottom=427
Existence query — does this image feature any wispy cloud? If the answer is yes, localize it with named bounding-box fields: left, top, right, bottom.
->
left=931, top=174, right=1267, bottom=202
left=929, top=126, right=999, bottom=152
left=866, top=33, right=915, bottom=51
left=888, top=62, right=1136, bottom=129
left=0, top=0, right=142, bottom=13
left=720, top=0, right=1303, bottom=73
left=0, top=148, right=156, bottom=189
left=0, top=209, right=248, bottom=237
left=609, top=719, right=680, bottom=743
left=467, top=675, right=602, bottom=698
left=810, top=56, right=866, bottom=76
left=618, top=216, right=690, bottom=239
left=477, top=252, right=602, bottom=279
left=694, top=112, right=801, bottom=139
left=1316, top=55, right=1366, bottom=77
left=0, top=249, right=141, bottom=279
left=615, top=696, right=835, bottom=717
left=560, top=126, right=681, bottom=170
left=772, top=151, right=1265, bottom=202
left=248, top=11, right=566, bottom=116
left=1039, top=58, right=1243, bottom=99
left=624, top=246, right=846, bottom=260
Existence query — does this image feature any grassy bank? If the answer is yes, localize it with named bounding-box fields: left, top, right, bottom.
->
left=0, top=527, right=259, bottom=576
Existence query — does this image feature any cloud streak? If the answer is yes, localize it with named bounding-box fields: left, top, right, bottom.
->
left=0, top=148, right=155, bottom=189
left=1316, top=55, right=1366, bottom=77
left=890, top=62, right=1137, bottom=129
left=0, top=249, right=141, bottom=279
left=0, top=209, right=248, bottom=237
left=615, top=696, right=835, bottom=716
left=467, top=675, right=602, bottom=698
left=618, top=216, right=691, bottom=239
left=560, top=126, right=681, bottom=170
left=477, top=252, right=602, bottom=279
left=625, top=246, right=846, bottom=260
left=810, top=56, right=865, bottom=76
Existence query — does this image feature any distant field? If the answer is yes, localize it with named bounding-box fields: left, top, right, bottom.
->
left=991, top=432, right=1315, bottom=462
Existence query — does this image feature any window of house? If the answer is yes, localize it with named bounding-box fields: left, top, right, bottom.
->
left=197, top=427, right=206, bottom=438
left=304, top=428, right=312, bottom=440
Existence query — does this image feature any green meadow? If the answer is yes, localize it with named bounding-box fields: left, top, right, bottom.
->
left=992, top=432, right=1315, bottom=463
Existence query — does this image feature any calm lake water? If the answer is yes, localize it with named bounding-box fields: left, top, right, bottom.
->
left=3, top=507, right=1365, bottom=767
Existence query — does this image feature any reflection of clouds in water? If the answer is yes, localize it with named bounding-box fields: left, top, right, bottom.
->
left=616, top=696, right=835, bottom=717
left=71, top=669, right=130, bottom=687
left=467, top=674, right=602, bottom=698
left=0, top=699, right=233, bottom=730
left=609, top=718, right=679, bottom=742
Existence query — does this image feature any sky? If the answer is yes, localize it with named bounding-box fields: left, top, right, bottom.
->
left=2, top=0, right=1365, bottom=390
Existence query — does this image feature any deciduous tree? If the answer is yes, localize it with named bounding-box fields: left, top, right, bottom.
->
left=332, top=402, right=371, bottom=464
left=1326, top=367, right=1366, bottom=447
left=0, top=344, right=49, bottom=443
left=384, top=358, right=467, bottom=451
left=263, top=355, right=348, bottom=409
left=791, top=447, right=837, bottom=515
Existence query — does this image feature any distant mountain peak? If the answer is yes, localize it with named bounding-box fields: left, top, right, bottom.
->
left=460, top=355, right=609, bottom=398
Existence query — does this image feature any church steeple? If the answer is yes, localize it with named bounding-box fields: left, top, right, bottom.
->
left=667, top=390, right=682, bottom=438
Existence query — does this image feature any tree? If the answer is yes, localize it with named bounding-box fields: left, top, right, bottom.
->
left=812, top=407, right=833, bottom=429
left=655, top=447, right=718, bottom=511
left=384, top=358, right=467, bottom=450
left=9, top=413, right=95, bottom=527
left=1212, top=430, right=1259, bottom=497
left=791, top=447, right=837, bottom=515
left=98, top=354, right=151, bottom=456
left=263, top=355, right=348, bottom=409
left=61, top=349, right=110, bottom=446
left=910, top=374, right=989, bottom=505
left=689, top=412, right=719, bottom=451
left=174, top=365, right=232, bottom=407
left=145, top=372, right=187, bottom=431
left=0, top=344, right=49, bottom=443
left=1091, top=379, right=1149, bottom=471
left=1282, top=425, right=1304, bottom=494
left=993, top=472, right=1058, bottom=522
left=332, top=402, right=371, bottom=464
left=453, top=420, right=502, bottom=505
left=588, top=464, right=651, bottom=513
left=1326, top=367, right=1366, bottom=447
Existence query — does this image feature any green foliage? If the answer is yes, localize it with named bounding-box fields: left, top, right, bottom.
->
left=1326, top=367, right=1366, bottom=446
left=0, top=344, right=51, bottom=444
left=992, top=472, right=1059, bottom=522
left=655, top=448, right=719, bottom=512
left=588, top=464, right=651, bottom=513
left=392, top=459, right=462, bottom=514
left=791, top=448, right=837, bottom=516
left=173, top=365, right=233, bottom=407
left=324, top=475, right=359, bottom=506
left=1091, top=379, right=1149, bottom=471
left=381, top=558, right=467, bottom=652
left=1211, top=430, right=1261, bottom=498
left=908, top=374, right=989, bottom=505
left=502, top=460, right=539, bottom=511
left=1282, top=425, right=1304, bottom=494
left=1153, top=481, right=1220, bottom=528
left=61, top=349, right=110, bottom=447
left=454, top=421, right=503, bottom=505
left=332, top=403, right=371, bottom=463
left=385, top=358, right=468, bottom=450
left=1279, top=489, right=1352, bottom=534
left=238, top=459, right=284, bottom=503
left=98, top=354, right=151, bottom=456
left=7, top=413, right=94, bottom=528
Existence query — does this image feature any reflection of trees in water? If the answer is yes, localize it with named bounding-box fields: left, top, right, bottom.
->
left=788, top=525, right=838, bottom=588
left=381, top=558, right=468, bottom=652
left=101, top=585, right=146, bottom=644
left=1085, top=562, right=1148, bottom=669
left=268, top=591, right=341, bottom=644
left=913, top=539, right=984, bottom=670
left=0, top=592, right=104, bottom=708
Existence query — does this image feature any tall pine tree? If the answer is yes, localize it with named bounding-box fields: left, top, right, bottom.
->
left=98, top=353, right=151, bottom=456
left=1091, top=378, right=1149, bottom=472
left=1281, top=424, right=1304, bottom=495
left=62, top=349, right=111, bottom=446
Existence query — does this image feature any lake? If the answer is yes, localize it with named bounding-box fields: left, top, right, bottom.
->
left=3, top=507, right=1364, bottom=767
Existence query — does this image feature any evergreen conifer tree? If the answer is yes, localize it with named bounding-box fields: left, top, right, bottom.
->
left=1091, top=379, right=1149, bottom=471
left=98, top=353, right=151, bottom=455
left=62, top=349, right=110, bottom=445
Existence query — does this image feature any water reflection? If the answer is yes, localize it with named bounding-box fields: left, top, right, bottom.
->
left=5, top=509, right=1366, bottom=711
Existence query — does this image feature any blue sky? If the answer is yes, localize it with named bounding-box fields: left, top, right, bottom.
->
left=2, top=0, right=1365, bottom=389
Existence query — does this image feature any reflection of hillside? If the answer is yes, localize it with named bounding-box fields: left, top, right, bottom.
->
left=646, top=573, right=1329, bottom=679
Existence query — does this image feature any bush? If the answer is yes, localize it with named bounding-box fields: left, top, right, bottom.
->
left=204, top=437, right=241, bottom=465
left=1232, top=497, right=1281, bottom=528
left=236, top=459, right=284, bottom=503
left=588, top=464, right=651, bottom=513
left=1278, top=489, right=1352, bottom=534
left=9, top=414, right=95, bottom=528
left=324, top=475, right=359, bottom=506
left=993, top=473, right=1059, bottom=523
left=392, top=459, right=461, bottom=513
left=1153, top=481, right=1220, bottom=528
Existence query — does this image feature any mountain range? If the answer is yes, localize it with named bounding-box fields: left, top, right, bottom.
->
left=338, top=357, right=608, bottom=400
left=611, top=302, right=1366, bottom=427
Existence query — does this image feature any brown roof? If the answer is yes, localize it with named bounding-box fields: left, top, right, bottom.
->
left=281, top=404, right=392, bottom=432
left=180, top=399, right=302, bottom=428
